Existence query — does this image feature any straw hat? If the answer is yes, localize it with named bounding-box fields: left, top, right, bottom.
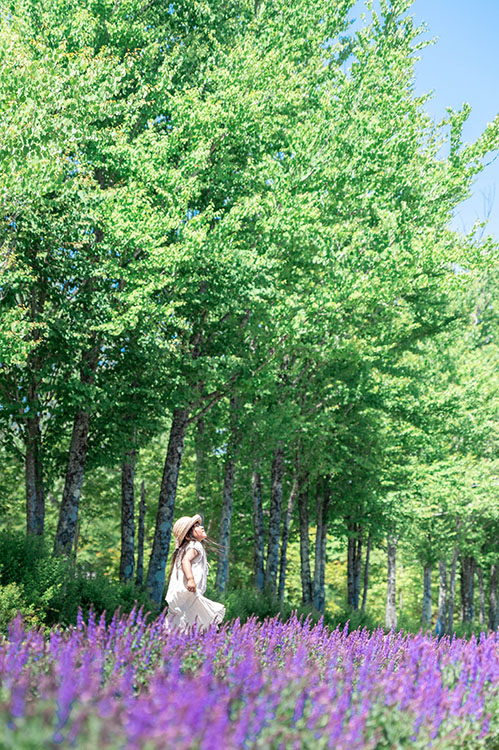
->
left=172, top=514, right=202, bottom=548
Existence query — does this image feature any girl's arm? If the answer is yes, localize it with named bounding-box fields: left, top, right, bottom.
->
left=182, top=547, right=199, bottom=592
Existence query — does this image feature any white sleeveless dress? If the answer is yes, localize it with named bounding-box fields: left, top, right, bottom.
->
left=165, top=540, right=225, bottom=632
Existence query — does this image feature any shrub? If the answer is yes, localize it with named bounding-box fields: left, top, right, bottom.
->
left=0, top=529, right=48, bottom=587
left=0, top=529, right=153, bottom=629
left=216, top=588, right=290, bottom=623
left=0, top=582, right=36, bottom=632
left=210, top=587, right=382, bottom=632
left=326, top=605, right=379, bottom=633
left=49, top=571, right=153, bottom=627
left=214, top=587, right=331, bottom=628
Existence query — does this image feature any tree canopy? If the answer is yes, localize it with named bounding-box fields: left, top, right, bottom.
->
left=0, top=0, right=498, bottom=628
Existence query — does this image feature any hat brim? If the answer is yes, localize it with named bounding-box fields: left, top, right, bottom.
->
left=175, top=514, right=202, bottom=548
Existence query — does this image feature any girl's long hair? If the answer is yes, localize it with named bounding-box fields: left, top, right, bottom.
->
left=166, top=525, right=222, bottom=584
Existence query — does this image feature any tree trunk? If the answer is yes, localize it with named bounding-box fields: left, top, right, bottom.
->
left=25, top=409, right=44, bottom=535
left=24, top=282, right=46, bottom=535
left=194, top=417, right=207, bottom=503
left=278, top=471, right=299, bottom=603
left=146, top=407, right=189, bottom=605
left=313, top=479, right=331, bottom=613
left=252, top=468, right=265, bottom=591
left=53, top=408, right=91, bottom=556
left=25, top=436, right=37, bottom=535
left=215, top=398, right=239, bottom=594
left=54, top=346, right=98, bottom=556
left=476, top=566, right=485, bottom=627
left=448, top=543, right=459, bottom=632
left=437, top=559, right=447, bottom=633
left=397, top=557, right=404, bottom=613
left=460, top=556, right=475, bottom=624
left=422, top=563, right=432, bottom=626
left=214, top=453, right=235, bottom=593
left=264, top=442, right=284, bottom=597
left=135, top=481, right=146, bottom=588
left=361, top=533, right=372, bottom=615
left=119, top=447, right=136, bottom=584
left=385, top=535, right=397, bottom=630
left=298, top=482, right=312, bottom=606
left=347, top=524, right=363, bottom=610
left=488, top=564, right=498, bottom=631
left=73, top=516, right=81, bottom=564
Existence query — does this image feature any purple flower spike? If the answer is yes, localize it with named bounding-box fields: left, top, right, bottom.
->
left=1, top=608, right=498, bottom=748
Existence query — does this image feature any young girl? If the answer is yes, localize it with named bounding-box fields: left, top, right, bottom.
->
left=165, top=514, right=226, bottom=632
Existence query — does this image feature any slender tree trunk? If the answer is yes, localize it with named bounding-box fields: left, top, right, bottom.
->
left=54, top=409, right=91, bottom=555
left=25, top=436, right=37, bottom=535
left=398, top=557, right=404, bottom=612
left=312, top=479, right=323, bottom=611
left=264, top=442, right=284, bottom=597
left=460, top=561, right=464, bottom=620
left=385, top=535, right=397, bottom=630
left=347, top=524, right=363, bottom=610
left=278, top=471, right=299, bottom=603
left=24, top=283, right=45, bottom=535
left=215, top=423, right=238, bottom=595
left=54, top=347, right=98, bottom=556
left=437, top=559, right=447, bottom=633
left=216, top=398, right=239, bottom=593
left=477, top=566, right=485, bottom=627
left=119, top=447, right=136, bottom=584
left=354, top=531, right=362, bottom=609
left=25, top=410, right=44, bottom=535
left=422, top=563, right=432, bottom=626
left=215, top=452, right=235, bottom=592
left=252, top=467, right=265, bottom=591
left=73, top=516, right=81, bottom=564
left=135, top=481, right=146, bottom=588
left=347, top=534, right=354, bottom=609
left=361, top=533, right=372, bottom=615
left=448, top=543, right=459, bottom=632
left=488, top=564, right=498, bottom=631
left=313, top=480, right=331, bottom=613
left=298, top=482, right=312, bottom=606
left=460, top=556, right=475, bottom=625
left=194, top=417, right=207, bottom=503
left=146, top=407, right=189, bottom=605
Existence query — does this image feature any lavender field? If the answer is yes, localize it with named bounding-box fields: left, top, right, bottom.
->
left=1, top=609, right=498, bottom=750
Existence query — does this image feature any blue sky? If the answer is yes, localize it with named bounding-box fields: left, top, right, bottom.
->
left=350, top=0, right=499, bottom=239
left=411, top=0, right=499, bottom=239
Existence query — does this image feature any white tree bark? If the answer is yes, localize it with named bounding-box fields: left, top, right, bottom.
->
left=385, top=535, right=397, bottom=630
left=252, top=468, right=265, bottom=591
left=448, top=543, right=459, bottom=632
left=477, top=566, right=485, bottom=627
left=119, top=446, right=136, bottom=583
left=215, top=449, right=236, bottom=593
left=312, top=481, right=330, bottom=613
left=146, top=407, right=189, bottom=605
left=437, top=559, right=447, bottom=633
left=278, top=471, right=299, bottom=602
left=422, top=563, right=432, bottom=626
left=54, top=409, right=91, bottom=556
left=264, top=442, right=284, bottom=596
left=488, top=564, right=498, bottom=631
left=298, top=483, right=312, bottom=606
left=361, top=533, right=372, bottom=615
left=135, top=481, right=146, bottom=588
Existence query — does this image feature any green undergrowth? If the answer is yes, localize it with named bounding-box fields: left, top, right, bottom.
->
left=214, top=586, right=381, bottom=632
left=0, top=530, right=151, bottom=630
left=0, top=530, right=493, bottom=641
